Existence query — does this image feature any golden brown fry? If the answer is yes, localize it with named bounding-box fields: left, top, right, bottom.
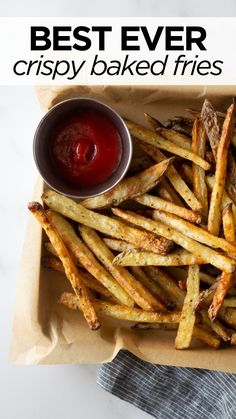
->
left=200, top=310, right=231, bottom=342
left=231, top=333, right=236, bottom=345
left=208, top=102, right=236, bottom=236
left=47, top=210, right=134, bottom=307
left=135, top=194, right=202, bottom=224
left=192, top=118, right=208, bottom=221
left=201, top=99, right=221, bottom=159
left=130, top=266, right=171, bottom=307
left=113, top=249, right=205, bottom=267
left=42, top=190, right=171, bottom=255
left=175, top=265, right=200, bottom=349
left=59, top=292, right=181, bottom=323
left=103, top=238, right=137, bottom=252
left=126, top=120, right=210, bottom=169
left=28, top=202, right=100, bottom=331
left=157, top=128, right=192, bottom=150
left=112, top=208, right=235, bottom=273
left=152, top=209, right=236, bottom=255
left=144, top=112, right=163, bottom=129
left=222, top=204, right=236, bottom=244
left=42, top=255, right=112, bottom=298
left=206, top=175, right=236, bottom=225
left=81, top=158, right=174, bottom=210
left=80, top=225, right=164, bottom=311
left=209, top=272, right=233, bottom=321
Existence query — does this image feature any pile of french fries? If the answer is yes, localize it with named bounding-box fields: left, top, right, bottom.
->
left=28, top=98, right=236, bottom=350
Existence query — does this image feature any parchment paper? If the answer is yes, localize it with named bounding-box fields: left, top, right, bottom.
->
left=10, top=85, right=236, bottom=370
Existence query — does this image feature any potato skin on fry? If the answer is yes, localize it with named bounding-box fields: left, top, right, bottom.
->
left=28, top=202, right=100, bottom=331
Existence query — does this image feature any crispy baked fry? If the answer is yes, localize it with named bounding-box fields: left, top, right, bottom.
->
left=152, top=209, right=236, bottom=255
left=80, top=158, right=173, bottom=209
left=28, top=202, right=100, bottom=331
left=103, top=238, right=137, bottom=252
left=47, top=210, right=134, bottom=307
left=113, top=249, right=205, bottom=267
left=42, top=190, right=171, bottom=255
left=129, top=266, right=171, bottom=307
left=156, top=178, right=184, bottom=206
left=208, top=102, right=236, bottom=236
left=80, top=225, right=164, bottom=311
left=112, top=208, right=235, bottom=272
left=137, top=140, right=202, bottom=211
left=126, top=120, right=210, bottom=169
left=206, top=175, right=236, bottom=225
left=200, top=310, right=231, bottom=342
left=222, top=204, right=236, bottom=244
left=192, top=118, right=208, bottom=221
left=42, top=255, right=113, bottom=298
left=175, top=265, right=200, bottom=349
left=59, top=292, right=181, bottom=323
left=135, top=194, right=201, bottom=224
left=157, top=128, right=192, bottom=150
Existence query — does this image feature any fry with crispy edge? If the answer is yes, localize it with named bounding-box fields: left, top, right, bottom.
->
left=42, top=190, right=172, bottom=255
left=207, top=102, right=236, bottom=236
left=28, top=202, right=100, bottom=331
left=136, top=140, right=203, bottom=211
left=126, top=120, right=210, bottom=170
left=42, top=255, right=113, bottom=298
left=80, top=158, right=174, bottom=209
left=79, top=225, right=164, bottom=311
left=152, top=209, right=236, bottom=256
left=59, top=292, right=181, bottom=323
left=104, top=238, right=137, bottom=252
left=135, top=194, right=202, bottom=224
left=192, top=118, right=208, bottom=221
left=113, top=249, right=205, bottom=267
left=112, top=208, right=236, bottom=273
left=47, top=210, right=134, bottom=307
left=208, top=203, right=236, bottom=320
left=206, top=175, right=236, bottom=225
left=157, top=128, right=192, bottom=150
left=175, top=265, right=200, bottom=349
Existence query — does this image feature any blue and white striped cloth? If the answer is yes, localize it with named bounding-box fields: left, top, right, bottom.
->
left=97, top=351, right=236, bottom=419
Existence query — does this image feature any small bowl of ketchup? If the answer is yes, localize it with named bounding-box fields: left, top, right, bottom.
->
left=33, top=98, right=133, bottom=198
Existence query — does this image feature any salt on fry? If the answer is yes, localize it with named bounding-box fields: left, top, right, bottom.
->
left=207, top=102, right=236, bottom=236
left=136, top=140, right=203, bottom=211
left=42, top=190, right=172, bottom=255
left=126, top=120, right=210, bottom=170
left=79, top=225, right=165, bottom=311
left=28, top=202, right=100, bottom=331
left=112, top=208, right=236, bottom=273
left=192, top=118, right=208, bottom=221
left=47, top=210, right=134, bottom=307
left=135, top=194, right=202, bottom=224
left=175, top=265, right=200, bottom=349
left=80, top=158, right=173, bottom=209
left=59, top=292, right=181, bottom=323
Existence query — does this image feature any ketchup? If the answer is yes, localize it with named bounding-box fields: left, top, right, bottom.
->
left=49, top=110, right=122, bottom=186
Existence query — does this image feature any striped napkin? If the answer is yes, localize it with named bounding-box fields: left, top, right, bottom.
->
left=97, top=351, right=236, bottom=419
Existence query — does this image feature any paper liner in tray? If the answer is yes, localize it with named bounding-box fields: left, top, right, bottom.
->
left=10, top=85, right=236, bottom=370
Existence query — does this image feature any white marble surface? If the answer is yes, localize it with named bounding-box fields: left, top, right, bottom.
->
left=1, top=2, right=236, bottom=419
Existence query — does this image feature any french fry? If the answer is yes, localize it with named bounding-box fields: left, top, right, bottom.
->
left=207, top=102, right=236, bottom=236
left=112, top=208, right=236, bottom=272
left=28, top=202, right=100, bottom=331
left=103, top=238, right=137, bottom=252
left=135, top=194, right=202, bottom=224
left=231, top=333, right=236, bottom=345
left=175, top=265, right=200, bottom=349
left=47, top=210, right=134, bottom=307
left=180, top=163, right=194, bottom=185
left=155, top=178, right=184, bottom=206
left=126, top=120, right=210, bottom=170
left=113, top=249, right=205, bottom=267
left=152, top=209, right=236, bottom=255
left=42, top=190, right=171, bottom=255
left=80, top=158, right=174, bottom=209
left=136, top=140, right=203, bottom=211
left=79, top=225, right=165, bottom=311
left=219, top=307, right=236, bottom=329
left=157, top=128, right=192, bottom=150
left=192, top=118, right=208, bottom=221
left=129, top=266, right=172, bottom=307
left=206, top=175, right=236, bottom=225
left=59, top=292, right=181, bottom=323
left=222, top=204, right=236, bottom=244
left=208, top=204, right=236, bottom=320
left=144, top=112, right=163, bottom=129
left=133, top=322, right=178, bottom=330
left=42, top=255, right=113, bottom=298
left=200, top=310, right=231, bottom=342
